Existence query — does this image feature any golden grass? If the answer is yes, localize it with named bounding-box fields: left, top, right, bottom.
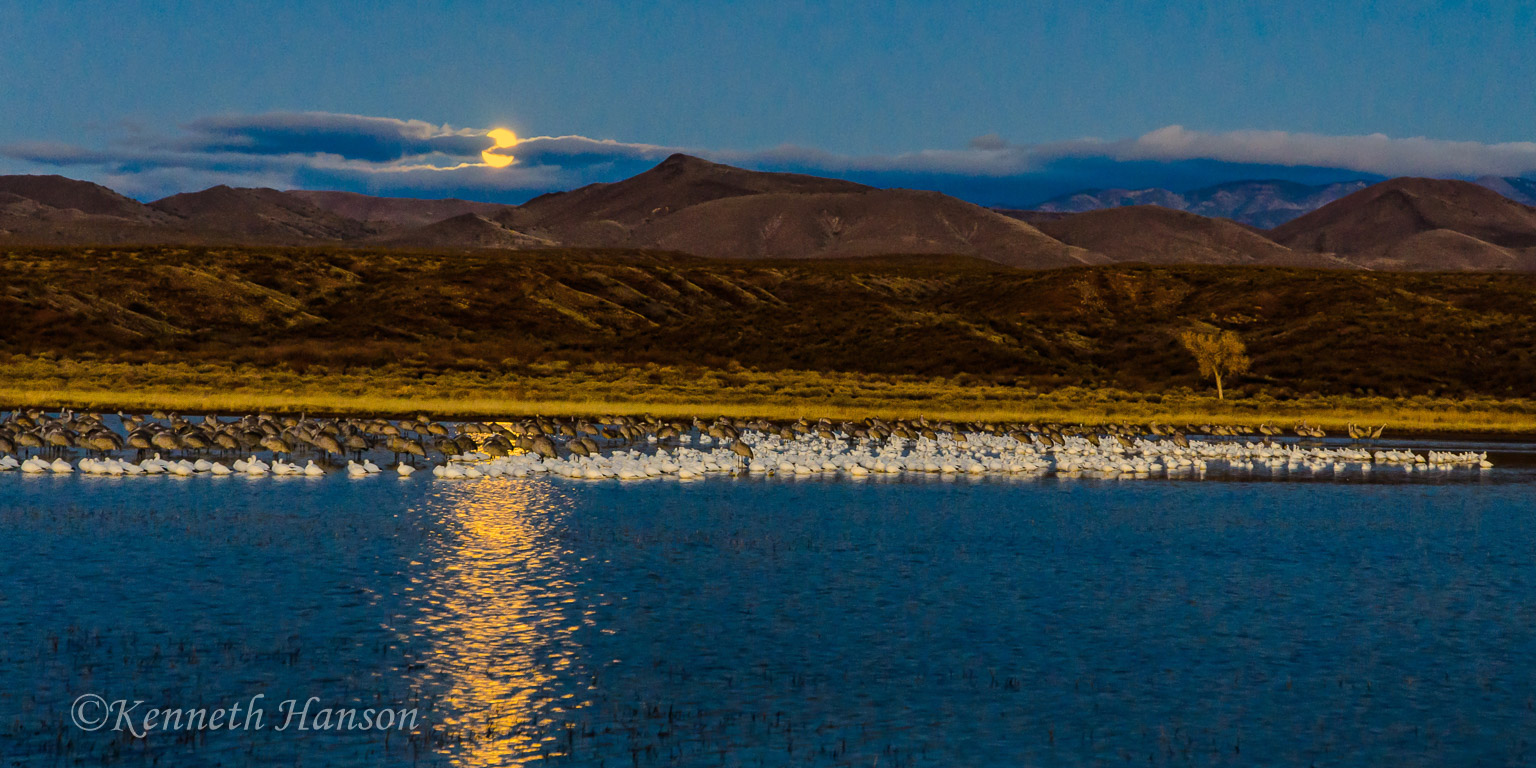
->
left=5, top=356, right=1536, bottom=435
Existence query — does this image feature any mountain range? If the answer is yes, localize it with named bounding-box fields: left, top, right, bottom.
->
left=1027, top=176, right=1536, bottom=227
left=3, top=155, right=1536, bottom=272
left=1025, top=180, right=1374, bottom=229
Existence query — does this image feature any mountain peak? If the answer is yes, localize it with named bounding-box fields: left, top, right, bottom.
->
left=515, top=152, right=870, bottom=238
left=656, top=153, right=715, bottom=170
left=642, top=153, right=727, bottom=180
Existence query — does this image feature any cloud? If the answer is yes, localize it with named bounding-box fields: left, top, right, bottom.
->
left=158, top=111, right=685, bottom=173
left=1, top=140, right=120, bottom=166
left=1094, top=125, right=1536, bottom=178
left=2, top=110, right=1532, bottom=205
left=173, top=112, right=489, bottom=161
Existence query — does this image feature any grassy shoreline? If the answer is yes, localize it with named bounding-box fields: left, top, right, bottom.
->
left=11, top=247, right=1536, bottom=403
left=5, top=359, right=1536, bottom=438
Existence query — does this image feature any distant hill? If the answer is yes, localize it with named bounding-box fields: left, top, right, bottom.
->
left=373, top=213, right=555, bottom=250
left=1032, top=205, right=1347, bottom=268
left=148, top=186, right=376, bottom=244
left=287, top=190, right=518, bottom=230
left=1032, top=187, right=1187, bottom=214
left=1373, top=229, right=1528, bottom=273
left=502, top=154, right=1101, bottom=267
left=507, top=153, right=872, bottom=244
left=4, top=162, right=1536, bottom=272
left=0, top=174, right=178, bottom=243
left=990, top=209, right=1071, bottom=225
left=632, top=187, right=1105, bottom=268
left=0, top=174, right=156, bottom=218
left=1030, top=180, right=1370, bottom=228
left=1270, top=178, right=1536, bottom=270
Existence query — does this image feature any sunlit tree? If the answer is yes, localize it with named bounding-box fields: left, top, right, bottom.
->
left=1178, top=329, right=1250, bottom=400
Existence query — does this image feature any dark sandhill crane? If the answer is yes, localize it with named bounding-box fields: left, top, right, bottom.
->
left=84, top=430, right=122, bottom=457
left=181, top=431, right=212, bottom=453
left=151, top=431, right=182, bottom=455
left=384, top=436, right=409, bottom=464
left=426, top=437, right=455, bottom=459
left=16, top=430, right=43, bottom=457
left=343, top=433, right=370, bottom=461
left=529, top=435, right=558, bottom=460
left=314, top=433, right=344, bottom=464
left=481, top=436, right=511, bottom=458
left=44, top=428, right=77, bottom=457
left=729, top=438, right=753, bottom=466
left=260, top=434, right=295, bottom=459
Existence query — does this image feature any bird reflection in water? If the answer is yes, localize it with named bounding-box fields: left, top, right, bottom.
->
left=408, top=478, right=594, bottom=766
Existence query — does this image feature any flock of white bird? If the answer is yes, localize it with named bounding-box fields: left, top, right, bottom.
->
left=2, top=454, right=346, bottom=477
left=0, top=429, right=1496, bottom=481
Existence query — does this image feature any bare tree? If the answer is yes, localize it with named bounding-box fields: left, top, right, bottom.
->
left=1178, top=329, right=1250, bottom=400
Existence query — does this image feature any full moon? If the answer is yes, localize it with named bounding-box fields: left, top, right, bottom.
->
left=481, top=128, right=518, bottom=167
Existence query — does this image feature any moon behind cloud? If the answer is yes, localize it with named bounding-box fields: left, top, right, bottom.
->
left=481, top=128, right=518, bottom=167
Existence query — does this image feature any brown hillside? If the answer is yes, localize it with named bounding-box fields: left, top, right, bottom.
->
left=1034, top=205, right=1303, bottom=266
left=0, top=195, right=182, bottom=246
left=635, top=188, right=1106, bottom=268
left=288, top=190, right=517, bottom=230
left=373, top=213, right=555, bottom=250
left=993, top=209, right=1070, bottom=225
left=0, top=174, right=155, bottom=218
left=1271, top=178, right=1536, bottom=255
left=1359, top=229, right=1536, bottom=272
left=510, top=153, right=871, bottom=242
left=149, top=186, right=375, bottom=243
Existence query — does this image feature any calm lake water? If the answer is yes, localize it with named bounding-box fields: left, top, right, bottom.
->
left=4, top=449, right=1536, bottom=766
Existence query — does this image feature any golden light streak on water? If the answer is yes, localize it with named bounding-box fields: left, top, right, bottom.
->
left=411, top=479, right=591, bottom=766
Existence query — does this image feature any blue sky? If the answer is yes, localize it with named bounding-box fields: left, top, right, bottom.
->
left=2, top=1, right=1533, bottom=204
